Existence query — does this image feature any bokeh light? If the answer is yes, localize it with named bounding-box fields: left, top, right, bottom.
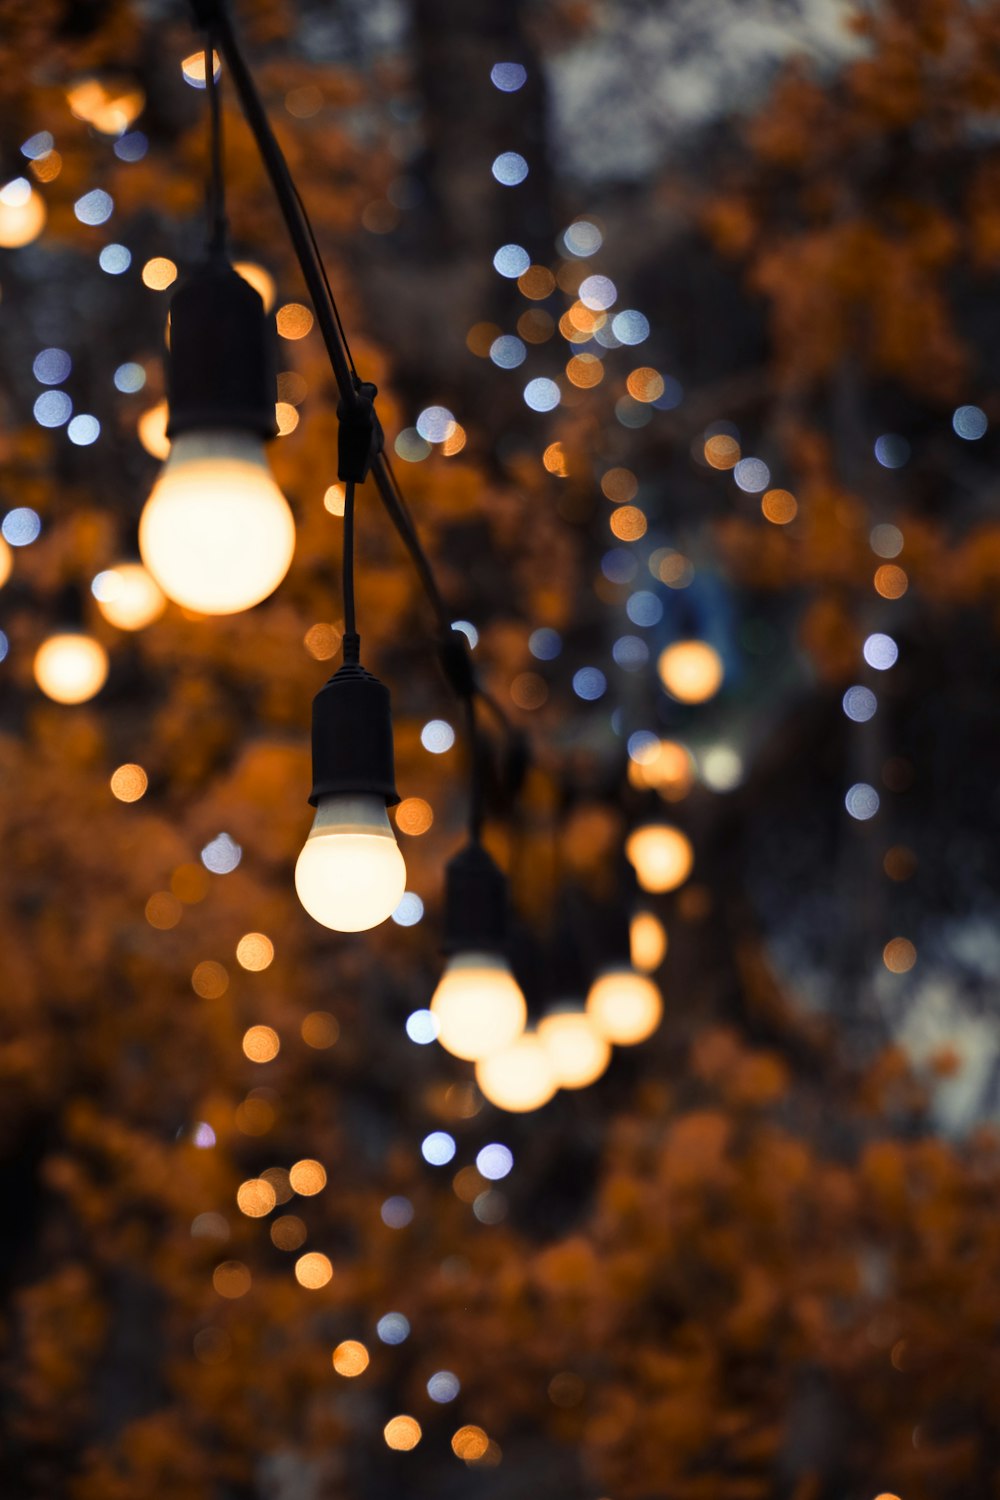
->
left=33, top=634, right=108, bottom=705
left=93, top=564, right=165, bottom=631
left=289, top=1159, right=327, bottom=1195
left=657, top=641, right=724, bottom=703
left=625, top=823, right=693, bottom=893
left=384, top=1416, right=421, bottom=1451
left=333, top=1340, right=369, bottom=1376
left=110, top=764, right=148, bottom=802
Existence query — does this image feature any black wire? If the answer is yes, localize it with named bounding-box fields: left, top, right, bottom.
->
left=464, top=694, right=484, bottom=843
left=208, top=0, right=516, bottom=742
left=342, top=478, right=357, bottom=651
left=289, top=177, right=359, bottom=382
left=210, top=1, right=358, bottom=399
left=204, top=33, right=227, bottom=255
left=372, top=453, right=450, bottom=631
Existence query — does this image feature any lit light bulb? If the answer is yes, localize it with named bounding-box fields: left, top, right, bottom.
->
left=431, top=953, right=527, bottom=1061
left=0, top=536, right=12, bottom=588
left=586, top=966, right=663, bottom=1046
left=33, top=632, right=109, bottom=704
left=538, top=1009, right=611, bottom=1089
left=657, top=640, right=724, bottom=703
left=295, top=794, right=406, bottom=932
left=93, top=562, right=165, bottom=630
left=0, top=177, right=46, bottom=248
left=475, top=1031, right=558, bottom=1113
left=139, top=430, right=295, bottom=614
left=630, top=910, right=668, bottom=972
left=625, top=822, right=693, bottom=893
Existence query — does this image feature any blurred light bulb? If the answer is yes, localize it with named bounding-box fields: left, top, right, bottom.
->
left=295, top=794, right=406, bottom=932
left=0, top=178, right=46, bottom=248
left=657, top=640, right=724, bottom=703
left=93, top=562, right=165, bottom=630
left=625, top=823, right=693, bottom=893
left=430, top=953, right=527, bottom=1061
left=475, top=1031, right=557, bottom=1113
left=139, top=429, right=295, bottom=614
left=33, top=632, right=108, bottom=704
left=0, top=536, right=11, bottom=588
left=630, top=910, right=668, bottom=972
left=538, top=1009, right=611, bottom=1088
left=586, top=966, right=663, bottom=1046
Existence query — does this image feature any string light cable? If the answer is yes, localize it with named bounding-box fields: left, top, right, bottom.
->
left=192, top=0, right=507, bottom=737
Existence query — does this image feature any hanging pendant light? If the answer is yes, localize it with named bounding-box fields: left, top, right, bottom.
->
left=138, top=261, right=295, bottom=614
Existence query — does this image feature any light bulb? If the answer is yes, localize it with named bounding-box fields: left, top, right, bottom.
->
left=625, top=822, right=693, bottom=893
left=657, top=639, right=724, bottom=703
left=93, top=562, right=165, bottom=631
left=139, top=429, right=295, bottom=614
left=430, top=953, right=527, bottom=1062
left=475, top=1031, right=557, bottom=1113
left=0, top=178, right=46, bottom=248
left=33, top=632, right=109, bottom=704
left=295, top=794, right=406, bottom=932
left=586, top=966, right=663, bottom=1046
left=538, top=1009, right=611, bottom=1089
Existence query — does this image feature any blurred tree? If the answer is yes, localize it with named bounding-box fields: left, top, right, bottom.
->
left=1, top=1, right=1000, bottom=1498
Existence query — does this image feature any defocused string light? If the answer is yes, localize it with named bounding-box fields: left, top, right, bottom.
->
left=538, top=1009, right=611, bottom=1088
left=0, top=177, right=45, bottom=247
left=625, top=822, right=693, bottom=893
left=92, top=563, right=165, bottom=630
left=475, top=1031, right=557, bottom=1112
left=34, top=632, right=108, bottom=704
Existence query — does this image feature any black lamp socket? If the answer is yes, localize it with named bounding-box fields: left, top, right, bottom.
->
left=442, top=842, right=510, bottom=957
left=166, top=261, right=277, bottom=440
left=308, top=663, right=399, bottom=808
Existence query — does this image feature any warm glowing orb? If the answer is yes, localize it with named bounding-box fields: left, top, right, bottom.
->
left=139, top=430, right=296, bottom=614
left=93, top=562, right=165, bottom=630
left=33, top=633, right=108, bottom=704
left=657, top=639, right=724, bottom=703
left=0, top=178, right=46, bottom=248
left=475, top=1031, right=557, bottom=1113
left=625, top=823, right=694, bottom=893
left=295, top=795, right=406, bottom=932
left=431, top=953, right=527, bottom=1061
left=538, top=1009, right=611, bottom=1089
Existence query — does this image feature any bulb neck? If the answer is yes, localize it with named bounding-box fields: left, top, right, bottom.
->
left=442, top=842, right=509, bottom=957
left=166, top=261, right=277, bottom=441
left=309, top=662, right=399, bottom=809
left=309, top=793, right=394, bottom=836
left=444, top=950, right=510, bottom=975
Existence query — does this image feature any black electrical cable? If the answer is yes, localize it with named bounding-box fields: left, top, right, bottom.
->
left=204, top=4, right=476, bottom=632
left=197, top=0, right=524, bottom=813
left=289, top=176, right=359, bottom=384
left=341, top=478, right=359, bottom=664
left=204, top=33, right=228, bottom=256
left=206, top=0, right=359, bottom=402
left=464, top=694, right=484, bottom=843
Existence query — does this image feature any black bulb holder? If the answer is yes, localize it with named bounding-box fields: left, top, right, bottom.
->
left=165, top=260, right=277, bottom=441
left=442, top=842, right=510, bottom=957
left=308, top=662, right=399, bottom=808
